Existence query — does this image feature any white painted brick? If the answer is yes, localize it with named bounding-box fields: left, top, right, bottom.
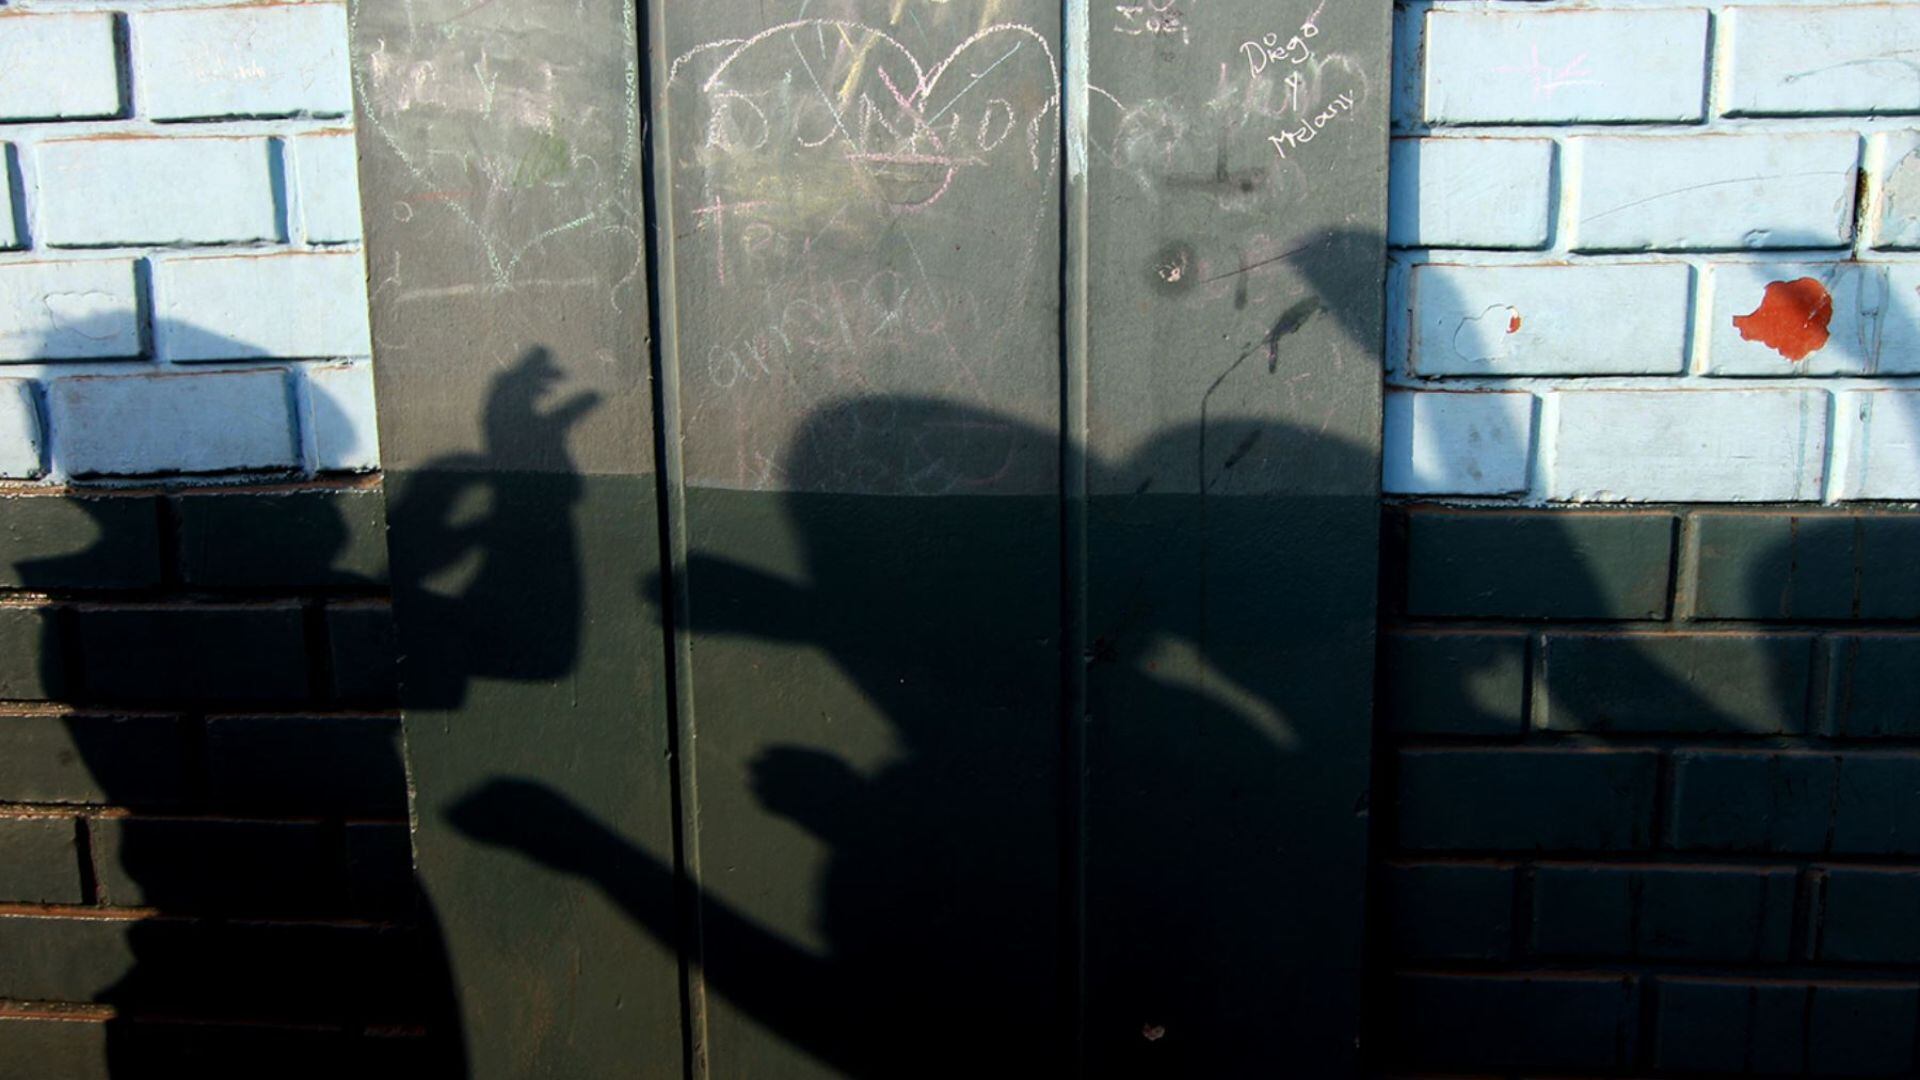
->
left=1705, top=262, right=1888, bottom=376
left=155, top=253, right=371, bottom=361
left=48, top=369, right=297, bottom=477
left=0, top=261, right=140, bottom=362
left=0, top=14, right=121, bottom=121
left=1389, top=138, right=1555, bottom=250
left=133, top=4, right=352, bottom=121
left=1383, top=390, right=1534, bottom=495
left=1570, top=134, right=1859, bottom=253
left=302, top=362, right=379, bottom=472
left=1409, top=263, right=1691, bottom=377
left=290, top=132, right=363, bottom=244
left=1425, top=9, right=1708, bottom=125
left=1876, top=263, right=1920, bottom=375
left=1832, top=390, right=1920, bottom=500
left=36, top=137, right=279, bottom=248
left=1722, top=5, right=1920, bottom=118
left=0, top=380, right=43, bottom=479
left=1865, top=131, right=1920, bottom=251
left=1547, top=390, right=1829, bottom=502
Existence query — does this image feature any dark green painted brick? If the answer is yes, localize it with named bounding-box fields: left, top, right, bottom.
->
left=1397, top=748, right=1658, bottom=851
left=0, top=496, right=163, bottom=591
left=1383, top=862, right=1515, bottom=961
left=0, top=715, right=189, bottom=808
left=1653, top=979, right=1807, bottom=1074
left=1827, top=636, right=1920, bottom=738
left=1537, top=633, right=1812, bottom=734
left=324, top=602, right=399, bottom=704
left=1817, top=868, right=1920, bottom=964
left=176, top=490, right=389, bottom=588
left=1536, top=864, right=1801, bottom=964
left=92, top=818, right=346, bottom=916
left=1404, top=511, right=1675, bottom=620
left=103, top=1021, right=425, bottom=1079
left=1809, top=983, right=1919, bottom=1076
left=1830, top=755, right=1920, bottom=856
left=0, top=817, right=80, bottom=904
left=206, top=715, right=406, bottom=816
left=0, top=915, right=408, bottom=1021
left=1382, top=633, right=1525, bottom=735
left=0, top=915, right=135, bottom=1002
left=1531, top=865, right=1633, bottom=958
left=0, top=606, right=59, bottom=700
left=0, top=1017, right=108, bottom=1080
left=1693, top=513, right=1920, bottom=621
left=1858, top=517, right=1920, bottom=619
left=73, top=606, right=309, bottom=705
left=1667, top=751, right=1836, bottom=853
left=1638, top=867, right=1796, bottom=962
left=1695, top=512, right=1859, bottom=620
left=1390, top=973, right=1637, bottom=1071
left=347, top=822, right=414, bottom=918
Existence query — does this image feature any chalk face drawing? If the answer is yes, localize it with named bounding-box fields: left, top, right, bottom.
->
left=667, top=12, right=1062, bottom=494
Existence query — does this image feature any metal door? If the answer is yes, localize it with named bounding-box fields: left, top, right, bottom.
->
left=355, top=1, right=1388, bottom=1074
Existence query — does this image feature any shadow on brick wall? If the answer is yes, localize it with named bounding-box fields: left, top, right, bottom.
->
left=421, top=231, right=1860, bottom=1077
left=7, top=322, right=465, bottom=1077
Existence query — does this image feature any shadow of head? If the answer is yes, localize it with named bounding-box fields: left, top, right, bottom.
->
left=0, top=318, right=467, bottom=1075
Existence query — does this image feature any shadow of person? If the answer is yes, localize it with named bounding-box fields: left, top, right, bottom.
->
left=451, top=393, right=1386, bottom=1077
left=8, top=320, right=465, bottom=1076
left=444, top=235, right=1777, bottom=1078
left=383, top=347, right=600, bottom=711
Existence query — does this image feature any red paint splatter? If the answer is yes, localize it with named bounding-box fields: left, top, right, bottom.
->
left=1507, top=312, right=1522, bottom=334
left=1733, top=277, right=1833, bottom=361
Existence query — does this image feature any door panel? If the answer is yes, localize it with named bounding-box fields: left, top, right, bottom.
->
left=363, top=0, right=1389, bottom=1074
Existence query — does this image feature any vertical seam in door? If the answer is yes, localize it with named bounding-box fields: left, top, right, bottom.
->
left=638, top=0, right=710, bottom=1074
left=1060, top=1, right=1091, bottom=1076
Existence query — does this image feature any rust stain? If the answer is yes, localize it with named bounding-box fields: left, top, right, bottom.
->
left=1506, top=312, right=1522, bottom=334
left=1733, top=277, right=1833, bottom=361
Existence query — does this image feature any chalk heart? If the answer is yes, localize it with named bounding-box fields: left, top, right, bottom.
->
left=668, top=20, right=1064, bottom=494
left=672, top=20, right=1061, bottom=220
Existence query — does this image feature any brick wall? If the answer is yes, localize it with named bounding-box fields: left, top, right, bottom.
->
left=0, top=0, right=376, bottom=482
left=0, top=485, right=444, bottom=1075
left=1387, top=0, right=1920, bottom=503
left=1375, top=503, right=1920, bottom=1076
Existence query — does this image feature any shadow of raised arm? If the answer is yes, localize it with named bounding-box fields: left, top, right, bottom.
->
left=448, top=778, right=880, bottom=1075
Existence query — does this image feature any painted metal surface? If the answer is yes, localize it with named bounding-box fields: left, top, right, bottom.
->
left=349, top=1, right=682, bottom=1076
left=357, top=0, right=1388, bottom=1074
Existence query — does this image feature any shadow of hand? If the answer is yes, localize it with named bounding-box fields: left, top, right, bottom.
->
left=750, top=747, right=866, bottom=837
left=448, top=778, right=604, bottom=877
left=640, top=555, right=812, bottom=637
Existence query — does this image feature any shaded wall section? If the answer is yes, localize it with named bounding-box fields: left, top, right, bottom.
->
left=1375, top=504, right=1920, bottom=1077
left=0, top=484, right=433, bottom=1077
left=349, top=0, right=682, bottom=1075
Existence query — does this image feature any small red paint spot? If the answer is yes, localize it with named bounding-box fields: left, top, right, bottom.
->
left=1507, top=312, right=1522, bottom=334
left=1733, top=277, right=1833, bottom=361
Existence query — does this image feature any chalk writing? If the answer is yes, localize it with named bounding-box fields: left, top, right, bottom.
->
left=1239, top=4, right=1323, bottom=79
left=1493, top=45, right=1598, bottom=100
left=1266, top=91, right=1352, bottom=159
left=1115, top=0, right=1191, bottom=46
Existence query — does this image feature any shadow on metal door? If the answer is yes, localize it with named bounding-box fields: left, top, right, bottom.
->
left=353, top=1, right=1389, bottom=1076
